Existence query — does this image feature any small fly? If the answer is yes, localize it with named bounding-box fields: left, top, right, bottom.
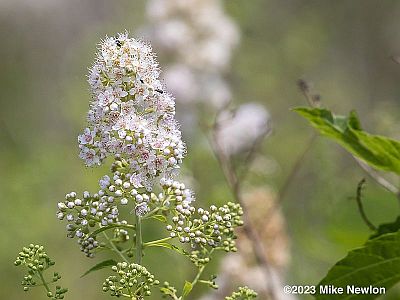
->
left=140, top=79, right=163, bottom=93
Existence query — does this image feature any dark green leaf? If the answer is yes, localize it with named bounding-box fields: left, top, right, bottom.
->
left=370, top=217, right=400, bottom=240
left=294, top=107, right=400, bottom=174
left=315, top=231, right=400, bottom=299
left=80, top=259, right=117, bottom=278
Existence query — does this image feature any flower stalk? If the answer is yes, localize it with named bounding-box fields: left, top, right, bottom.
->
left=136, top=215, right=142, bottom=265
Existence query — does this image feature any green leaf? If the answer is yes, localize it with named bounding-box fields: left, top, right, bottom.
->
left=315, top=231, right=400, bottom=299
left=370, top=217, right=400, bottom=240
left=294, top=107, right=400, bottom=174
left=182, top=281, right=193, bottom=297
left=80, top=259, right=117, bottom=278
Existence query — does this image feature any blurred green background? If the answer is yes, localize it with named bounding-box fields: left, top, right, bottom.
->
left=1, top=0, right=400, bottom=299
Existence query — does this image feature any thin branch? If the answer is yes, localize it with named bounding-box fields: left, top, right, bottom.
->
left=354, top=178, right=376, bottom=231
left=297, top=79, right=321, bottom=108
left=208, top=110, right=276, bottom=300
left=263, top=133, right=317, bottom=225
left=238, top=120, right=273, bottom=182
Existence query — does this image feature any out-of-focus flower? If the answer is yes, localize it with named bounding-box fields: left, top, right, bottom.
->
left=216, top=103, right=270, bottom=156
left=140, top=0, right=239, bottom=108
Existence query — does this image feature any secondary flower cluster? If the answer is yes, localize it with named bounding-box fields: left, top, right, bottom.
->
left=158, top=178, right=244, bottom=265
left=14, top=244, right=68, bottom=299
left=166, top=201, right=243, bottom=251
left=56, top=187, right=129, bottom=257
left=103, top=262, right=159, bottom=298
left=79, top=32, right=186, bottom=191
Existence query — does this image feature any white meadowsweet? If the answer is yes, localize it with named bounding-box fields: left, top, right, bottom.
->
left=78, top=32, right=186, bottom=190
left=57, top=33, right=248, bottom=267
left=50, top=32, right=250, bottom=299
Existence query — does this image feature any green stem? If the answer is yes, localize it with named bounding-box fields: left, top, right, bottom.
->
left=190, top=265, right=206, bottom=289
left=143, top=237, right=172, bottom=247
left=181, top=249, right=214, bottom=300
left=136, top=215, right=142, bottom=265
left=142, top=207, right=160, bottom=219
left=38, top=271, right=51, bottom=294
left=102, top=232, right=129, bottom=263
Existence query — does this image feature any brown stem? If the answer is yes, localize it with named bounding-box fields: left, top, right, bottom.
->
left=209, top=115, right=276, bottom=300
left=264, top=133, right=317, bottom=226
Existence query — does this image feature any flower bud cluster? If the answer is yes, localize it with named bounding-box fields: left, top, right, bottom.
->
left=56, top=189, right=128, bottom=257
left=160, top=281, right=178, bottom=298
left=78, top=32, right=186, bottom=190
left=14, top=244, right=68, bottom=299
left=14, top=244, right=54, bottom=274
left=165, top=201, right=244, bottom=258
left=102, top=262, right=159, bottom=298
left=225, top=286, right=258, bottom=300
left=160, top=177, right=195, bottom=204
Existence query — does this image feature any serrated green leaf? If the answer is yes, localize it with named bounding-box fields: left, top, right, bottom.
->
left=370, top=217, right=400, bottom=240
left=182, top=281, right=193, bottom=297
left=315, top=231, right=400, bottom=299
left=80, top=259, right=117, bottom=278
left=294, top=107, right=400, bottom=174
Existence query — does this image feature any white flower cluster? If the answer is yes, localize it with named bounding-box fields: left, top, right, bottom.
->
left=78, top=32, right=186, bottom=190
left=141, top=0, right=239, bottom=107
left=58, top=33, right=248, bottom=265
